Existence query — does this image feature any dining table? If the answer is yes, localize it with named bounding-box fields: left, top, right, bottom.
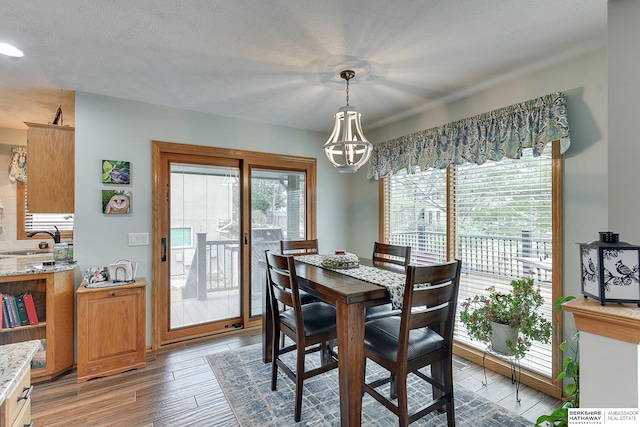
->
left=262, top=256, right=407, bottom=427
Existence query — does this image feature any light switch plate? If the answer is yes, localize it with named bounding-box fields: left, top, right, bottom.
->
left=128, top=232, right=149, bottom=246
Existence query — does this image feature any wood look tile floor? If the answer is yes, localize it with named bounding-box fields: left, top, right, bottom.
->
left=31, top=330, right=560, bottom=426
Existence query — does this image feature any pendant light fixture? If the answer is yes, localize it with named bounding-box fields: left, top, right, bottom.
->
left=323, top=70, right=373, bottom=173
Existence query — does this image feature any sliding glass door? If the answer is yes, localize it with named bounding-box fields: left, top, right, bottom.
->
left=169, top=162, right=241, bottom=329
left=152, top=141, right=316, bottom=348
left=250, top=168, right=307, bottom=317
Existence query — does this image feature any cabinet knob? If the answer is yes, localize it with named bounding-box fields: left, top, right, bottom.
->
left=111, top=291, right=116, bottom=297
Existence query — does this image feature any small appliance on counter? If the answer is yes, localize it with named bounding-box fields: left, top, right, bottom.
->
left=53, top=243, right=74, bottom=263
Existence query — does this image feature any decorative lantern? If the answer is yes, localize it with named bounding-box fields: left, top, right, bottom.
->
left=579, top=232, right=640, bottom=306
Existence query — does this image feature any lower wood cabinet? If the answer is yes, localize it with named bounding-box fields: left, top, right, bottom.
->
left=76, top=278, right=147, bottom=382
left=0, top=270, right=75, bottom=383
left=0, top=366, right=32, bottom=427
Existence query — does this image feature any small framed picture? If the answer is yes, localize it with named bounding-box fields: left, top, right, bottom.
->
left=102, top=160, right=130, bottom=184
left=102, top=190, right=131, bottom=214
left=85, top=267, right=110, bottom=284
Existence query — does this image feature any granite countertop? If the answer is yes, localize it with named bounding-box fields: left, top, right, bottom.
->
left=0, top=253, right=76, bottom=277
left=0, top=340, right=40, bottom=405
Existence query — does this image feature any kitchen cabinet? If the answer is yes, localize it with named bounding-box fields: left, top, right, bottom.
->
left=0, top=269, right=74, bottom=382
left=76, top=279, right=147, bottom=382
left=24, top=122, right=74, bottom=213
left=0, top=341, right=39, bottom=427
left=0, top=365, right=32, bottom=427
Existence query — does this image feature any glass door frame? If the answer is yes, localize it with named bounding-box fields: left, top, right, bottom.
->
left=248, top=165, right=310, bottom=318
left=152, top=141, right=316, bottom=349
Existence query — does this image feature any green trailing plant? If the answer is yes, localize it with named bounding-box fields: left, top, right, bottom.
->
left=535, top=295, right=579, bottom=427
left=460, top=277, right=553, bottom=359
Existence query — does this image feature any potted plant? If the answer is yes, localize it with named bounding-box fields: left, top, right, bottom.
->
left=460, top=277, right=553, bottom=359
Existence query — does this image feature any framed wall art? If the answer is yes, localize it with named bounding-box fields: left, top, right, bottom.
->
left=102, top=160, right=131, bottom=184
left=102, top=190, right=131, bottom=214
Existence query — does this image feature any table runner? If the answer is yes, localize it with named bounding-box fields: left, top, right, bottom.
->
left=294, top=254, right=407, bottom=309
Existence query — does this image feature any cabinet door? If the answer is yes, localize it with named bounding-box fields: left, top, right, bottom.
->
left=77, top=284, right=146, bottom=381
left=0, top=367, right=31, bottom=427
left=25, top=122, right=74, bottom=213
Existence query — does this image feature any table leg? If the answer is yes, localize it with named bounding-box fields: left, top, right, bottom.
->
left=336, top=301, right=365, bottom=426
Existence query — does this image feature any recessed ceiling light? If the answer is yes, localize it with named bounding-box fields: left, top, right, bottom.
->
left=0, top=42, right=24, bottom=58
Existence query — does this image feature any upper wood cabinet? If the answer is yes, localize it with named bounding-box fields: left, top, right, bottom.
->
left=25, top=122, right=74, bottom=213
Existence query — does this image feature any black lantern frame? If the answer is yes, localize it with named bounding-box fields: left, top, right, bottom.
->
left=579, top=232, right=640, bottom=306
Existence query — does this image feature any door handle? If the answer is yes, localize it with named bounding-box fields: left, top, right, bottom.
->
left=161, top=237, right=167, bottom=261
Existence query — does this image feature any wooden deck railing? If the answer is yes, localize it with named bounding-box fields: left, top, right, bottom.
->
left=391, top=230, right=552, bottom=283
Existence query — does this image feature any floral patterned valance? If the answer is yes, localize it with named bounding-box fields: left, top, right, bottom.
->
left=366, top=92, right=570, bottom=180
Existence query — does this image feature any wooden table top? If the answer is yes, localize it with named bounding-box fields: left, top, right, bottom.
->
left=294, top=258, right=404, bottom=306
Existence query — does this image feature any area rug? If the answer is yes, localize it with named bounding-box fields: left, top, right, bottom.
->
left=207, top=344, right=531, bottom=426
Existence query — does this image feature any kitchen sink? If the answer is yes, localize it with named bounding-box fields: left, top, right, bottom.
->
left=3, top=249, right=53, bottom=256
left=28, top=261, right=57, bottom=270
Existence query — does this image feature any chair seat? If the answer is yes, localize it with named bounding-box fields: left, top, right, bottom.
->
left=365, top=303, right=401, bottom=321
left=364, top=316, right=444, bottom=363
left=280, top=302, right=337, bottom=336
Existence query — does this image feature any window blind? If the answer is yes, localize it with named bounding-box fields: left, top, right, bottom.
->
left=387, top=166, right=447, bottom=265
left=385, top=146, right=553, bottom=377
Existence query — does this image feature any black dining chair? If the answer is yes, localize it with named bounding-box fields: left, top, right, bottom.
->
left=365, top=242, right=412, bottom=321
left=265, top=250, right=339, bottom=423
left=363, top=259, right=462, bottom=427
left=278, top=239, right=322, bottom=348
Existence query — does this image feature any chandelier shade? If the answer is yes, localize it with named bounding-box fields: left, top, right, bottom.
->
left=323, top=70, right=373, bottom=173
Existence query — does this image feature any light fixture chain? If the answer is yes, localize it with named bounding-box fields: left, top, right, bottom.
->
left=345, top=77, right=350, bottom=106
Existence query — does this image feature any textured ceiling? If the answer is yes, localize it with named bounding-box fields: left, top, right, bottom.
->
left=0, top=1, right=607, bottom=132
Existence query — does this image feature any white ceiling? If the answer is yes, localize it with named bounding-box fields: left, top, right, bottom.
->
left=0, top=0, right=607, bottom=132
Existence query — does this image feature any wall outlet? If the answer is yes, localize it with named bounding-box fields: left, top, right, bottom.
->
left=128, top=232, right=149, bottom=246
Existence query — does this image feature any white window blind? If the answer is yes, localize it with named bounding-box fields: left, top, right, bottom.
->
left=387, top=166, right=448, bottom=265
left=26, top=213, right=74, bottom=232
left=23, top=185, right=73, bottom=232
left=386, top=146, right=553, bottom=377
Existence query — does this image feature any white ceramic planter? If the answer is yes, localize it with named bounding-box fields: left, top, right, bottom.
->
left=489, top=321, right=518, bottom=356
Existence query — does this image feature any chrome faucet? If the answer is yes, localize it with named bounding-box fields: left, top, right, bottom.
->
left=27, top=226, right=61, bottom=243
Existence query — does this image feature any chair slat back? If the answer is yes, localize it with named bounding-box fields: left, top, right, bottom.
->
left=265, top=250, right=301, bottom=312
left=409, top=285, right=456, bottom=331
left=372, top=242, right=411, bottom=268
left=280, top=239, right=319, bottom=255
left=400, top=260, right=462, bottom=347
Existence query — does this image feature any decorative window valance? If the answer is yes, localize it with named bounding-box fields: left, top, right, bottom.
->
left=366, top=92, right=570, bottom=180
